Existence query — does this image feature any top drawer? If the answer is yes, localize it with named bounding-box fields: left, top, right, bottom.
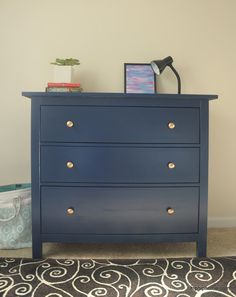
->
left=41, top=106, right=199, bottom=143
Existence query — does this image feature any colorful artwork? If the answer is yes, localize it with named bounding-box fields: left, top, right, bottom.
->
left=124, top=63, right=156, bottom=94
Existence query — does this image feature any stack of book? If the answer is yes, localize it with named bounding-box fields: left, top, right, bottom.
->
left=46, top=82, right=83, bottom=92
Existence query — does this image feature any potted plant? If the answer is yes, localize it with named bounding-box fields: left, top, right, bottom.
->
left=51, top=58, right=80, bottom=83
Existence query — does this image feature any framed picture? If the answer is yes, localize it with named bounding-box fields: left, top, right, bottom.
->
left=124, top=63, right=156, bottom=94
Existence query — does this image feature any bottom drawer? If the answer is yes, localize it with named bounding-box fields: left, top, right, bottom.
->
left=41, top=187, right=199, bottom=234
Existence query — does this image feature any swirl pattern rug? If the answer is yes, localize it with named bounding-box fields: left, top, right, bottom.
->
left=1, top=257, right=236, bottom=296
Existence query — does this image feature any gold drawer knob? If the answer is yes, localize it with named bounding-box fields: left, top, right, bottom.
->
left=168, top=162, right=176, bottom=169
left=168, top=122, right=175, bottom=129
left=66, top=120, right=74, bottom=128
left=67, top=207, right=75, bottom=215
left=167, top=207, right=175, bottom=215
left=66, top=161, right=74, bottom=169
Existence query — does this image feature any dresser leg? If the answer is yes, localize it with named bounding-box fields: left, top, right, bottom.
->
left=32, top=241, right=42, bottom=259
left=196, top=240, right=207, bottom=257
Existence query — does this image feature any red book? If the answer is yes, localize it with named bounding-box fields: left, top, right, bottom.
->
left=47, top=82, right=81, bottom=87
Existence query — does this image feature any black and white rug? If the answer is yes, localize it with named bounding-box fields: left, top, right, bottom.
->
left=1, top=257, right=236, bottom=296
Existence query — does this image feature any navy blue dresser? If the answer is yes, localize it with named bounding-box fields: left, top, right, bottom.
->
left=23, top=92, right=217, bottom=259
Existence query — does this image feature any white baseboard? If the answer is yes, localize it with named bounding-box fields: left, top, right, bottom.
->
left=208, top=217, right=236, bottom=228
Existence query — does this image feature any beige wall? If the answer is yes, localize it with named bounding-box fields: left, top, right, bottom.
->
left=0, top=0, right=235, bottom=226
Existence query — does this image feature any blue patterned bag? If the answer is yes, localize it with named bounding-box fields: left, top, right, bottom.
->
left=0, top=184, right=32, bottom=249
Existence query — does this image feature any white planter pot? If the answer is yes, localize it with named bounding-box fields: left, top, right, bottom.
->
left=53, top=65, right=73, bottom=83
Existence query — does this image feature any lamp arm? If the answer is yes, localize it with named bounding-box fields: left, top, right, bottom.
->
left=169, top=64, right=181, bottom=94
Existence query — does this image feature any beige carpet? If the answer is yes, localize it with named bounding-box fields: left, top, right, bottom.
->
left=1, top=228, right=235, bottom=259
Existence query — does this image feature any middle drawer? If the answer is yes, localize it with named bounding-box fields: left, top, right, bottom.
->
left=41, top=146, right=199, bottom=183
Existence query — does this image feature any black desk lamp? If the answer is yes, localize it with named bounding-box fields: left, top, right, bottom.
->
left=150, top=56, right=181, bottom=94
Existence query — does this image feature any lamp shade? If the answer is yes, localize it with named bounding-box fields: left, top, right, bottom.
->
left=150, top=56, right=173, bottom=75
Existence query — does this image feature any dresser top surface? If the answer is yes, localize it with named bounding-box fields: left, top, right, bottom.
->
left=22, top=92, right=218, bottom=101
